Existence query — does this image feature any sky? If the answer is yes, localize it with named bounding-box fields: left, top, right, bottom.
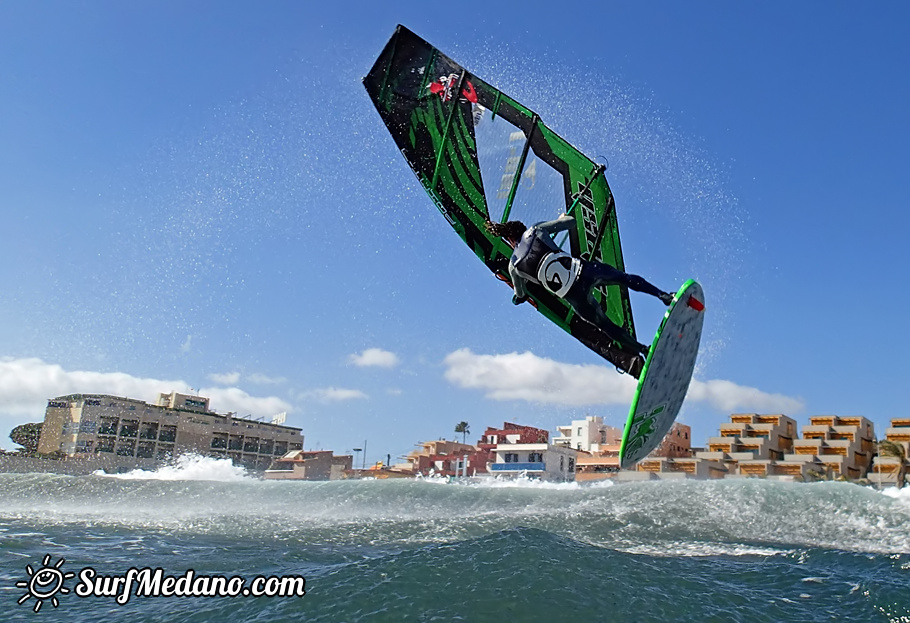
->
left=1, top=1, right=908, bottom=464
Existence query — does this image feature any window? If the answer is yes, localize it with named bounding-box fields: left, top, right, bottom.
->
left=504, top=453, right=519, bottom=463
left=159, top=425, right=177, bottom=443
left=75, top=441, right=93, bottom=454
left=119, top=420, right=139, bottom=438
left=211, top=433, right=228, bottom=450
left=98, top=417, right=119, bottom=436
left=577, top=427, right=582, bottom=436
left=243, top=438, right=260, bottom=453
left=95, top=437, right=115, bottom=453
left=139, top=422, right=158, bottom=440
left=528, top=452, right=543, bottom=463
left=116, top=440, right=136, bottom=456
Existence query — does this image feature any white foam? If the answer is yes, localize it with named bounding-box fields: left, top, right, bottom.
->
left=879, top=486, right=910, bottom=501
left=450, top=475, right=611, bottom=491
left=96, top=453, right=250, bottom=482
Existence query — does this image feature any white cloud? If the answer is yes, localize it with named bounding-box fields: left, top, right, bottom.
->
left=301, top=387, right=368, bottom=403
left=0, top=357, right=292, bottom=422
left=687, top=379, right=804, bottom=413
left=208, top=371, right=241, bottom=385
left=349, top=348, right=400, bottom=369
left=208, top=372, right=287, bottom=386
left=247, top=373, right=287, bottom=385
left=443, top=348, right=636, bottom=406
left=442, top=348, right=804, bottom=413
left=197, top=386, right=292, bottom=419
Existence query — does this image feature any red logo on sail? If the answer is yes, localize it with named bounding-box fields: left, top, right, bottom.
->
left=429, top=74, right=478, bottom=103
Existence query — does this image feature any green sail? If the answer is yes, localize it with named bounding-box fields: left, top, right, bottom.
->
left=364, top=25, right=637, bottom=371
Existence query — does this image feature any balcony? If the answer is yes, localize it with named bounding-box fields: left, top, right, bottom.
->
left=491, top=462, right=545, bottom=472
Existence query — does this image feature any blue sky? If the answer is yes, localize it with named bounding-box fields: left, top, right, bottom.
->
left=1, top=2, right=908, bottom=463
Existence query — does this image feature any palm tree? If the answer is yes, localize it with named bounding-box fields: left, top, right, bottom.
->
left=455, top=421, right=470, bottom=444
left=875, top=439, right=907, bottom=489
left=877, top=439, right=906, bottom=460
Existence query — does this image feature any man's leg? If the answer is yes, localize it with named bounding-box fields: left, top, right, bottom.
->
left=565, top=285, right=648, bottom=356
left=582, top=260, right=666, bottom=300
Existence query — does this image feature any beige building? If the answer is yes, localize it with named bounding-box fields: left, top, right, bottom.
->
left=784, top=415, right=875, bottom=480
left=263, top=450, right=352, bottom=480
left=693, top=413, right=876, bottom=481
left=695, top=413, right=798, bottom=477
left=38, top=392, right=302, bottom=470
left=633, top=456, right=727, bottom=479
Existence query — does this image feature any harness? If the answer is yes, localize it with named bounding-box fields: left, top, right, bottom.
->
left=512, top=228, right=581, bottom=298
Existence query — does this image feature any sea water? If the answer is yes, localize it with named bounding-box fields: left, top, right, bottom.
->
left=1, top=456, right=909, bottom=622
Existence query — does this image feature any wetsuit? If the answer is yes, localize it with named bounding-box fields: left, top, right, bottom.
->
left=508, top=215, right=665, bottom=355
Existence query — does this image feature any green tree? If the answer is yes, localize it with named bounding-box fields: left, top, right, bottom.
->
left=877, top=439, right=906, bottom=461
left=10, top=423, right=42, bottom=453
left=455, top=421, right=470, bottom=444
left=875, top=439, right=907, bottom=488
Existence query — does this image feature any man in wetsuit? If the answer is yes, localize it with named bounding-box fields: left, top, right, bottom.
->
left=487, top=214, right=673, bottom=361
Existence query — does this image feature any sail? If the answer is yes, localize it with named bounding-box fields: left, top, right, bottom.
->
left=364, top=25, right=637, bottom=371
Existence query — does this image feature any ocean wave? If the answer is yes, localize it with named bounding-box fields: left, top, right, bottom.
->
left=95, top=453, right=251, bottom=482
left=1, top=475, right=909, bottom=556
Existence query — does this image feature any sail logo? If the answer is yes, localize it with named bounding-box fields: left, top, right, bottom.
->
left=429, top=73, right=478, bottom=103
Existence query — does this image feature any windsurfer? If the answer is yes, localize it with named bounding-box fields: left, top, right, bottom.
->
left=487, top=214, right=673, bottom=359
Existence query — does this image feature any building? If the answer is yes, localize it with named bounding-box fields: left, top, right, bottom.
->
left=574, top=422, right=692, bottom=482
left=263, top=450, right=352, bottom=480
left=478, top=422, right=549, bottom=451
left=631, top=456, right=727, bottom=479
left=37, top=392, right=303, bottom=470
left=783, top=415, right=875, bottom=480
left=400, top=440, right=487, bottom=477
left=696, top=413, right=799, bottom=478
left=692, top=413, right=876, bottom=481
left=653, top=422, right=693, bottom=458
left=553, top=415, right=622, bottom=452
left=490, top=442, right=579, bottom=482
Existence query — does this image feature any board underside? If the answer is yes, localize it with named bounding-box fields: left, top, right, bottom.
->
left=619, top=280, right=705, bottom=469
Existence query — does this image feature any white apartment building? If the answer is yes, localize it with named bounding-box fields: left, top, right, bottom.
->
left=489, top=443, right=579, bottom=481
left=553, top=415, right=622, bottom=453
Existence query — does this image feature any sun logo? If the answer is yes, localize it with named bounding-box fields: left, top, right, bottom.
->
left=16, top=554, right=75, bottom=613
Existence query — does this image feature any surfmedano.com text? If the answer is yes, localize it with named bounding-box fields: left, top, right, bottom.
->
left=75, top=567, right=306, bottom=604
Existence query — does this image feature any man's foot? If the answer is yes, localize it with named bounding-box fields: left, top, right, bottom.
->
left=658, top=291, right=674, bottom=306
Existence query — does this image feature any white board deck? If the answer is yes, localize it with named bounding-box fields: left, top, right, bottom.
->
left=619, top=280, right=705, bottom=469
